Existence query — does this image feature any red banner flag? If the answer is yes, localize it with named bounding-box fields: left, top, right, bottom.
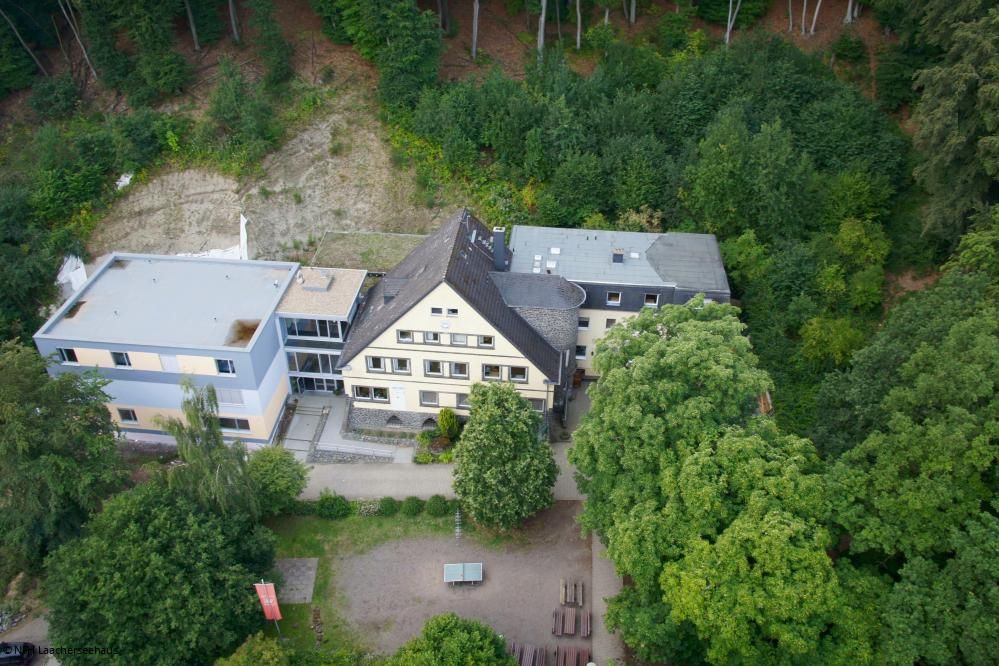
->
left=254, top=582, right=282, bottom=621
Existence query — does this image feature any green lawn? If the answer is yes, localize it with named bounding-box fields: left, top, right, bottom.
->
left=263, top=513, right=456, bottom=656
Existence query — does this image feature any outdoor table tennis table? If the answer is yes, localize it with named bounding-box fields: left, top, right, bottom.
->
left=444, top=562, right=483, bottom=585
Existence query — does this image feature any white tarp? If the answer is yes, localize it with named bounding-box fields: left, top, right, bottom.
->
left=57, top=255, right=88, bottom=295
left=175, top=245, right=241, bottom=259
left=175, top=213, right=248, bottom=261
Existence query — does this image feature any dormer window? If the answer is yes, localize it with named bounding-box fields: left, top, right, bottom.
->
left=606, top=292, right=621, bottom=306
left=644, top=293, right=659, bottom=307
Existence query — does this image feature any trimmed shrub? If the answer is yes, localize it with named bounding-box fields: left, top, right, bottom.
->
left=378, top=496, right=400, bottom=516
left=438, top=407, right=460, bottom=441
left=316, top=490, right=351, bottom=519
left=401, top=496, right=425, bottom=516
left=426, top=495, right=449, bottom=517
left=248, top=446, right=309, bottom=516
left=355, top=499, right=380, bottom=516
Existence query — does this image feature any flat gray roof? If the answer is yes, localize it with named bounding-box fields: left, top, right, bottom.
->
left=508, top=226, right=729, bottom=292
left=37, top=254, right=298, bottom=349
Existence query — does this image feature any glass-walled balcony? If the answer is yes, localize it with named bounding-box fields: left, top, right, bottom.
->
left=280, top=317, right=348, bottom=342
left=286, top=351, right=341, bottom=375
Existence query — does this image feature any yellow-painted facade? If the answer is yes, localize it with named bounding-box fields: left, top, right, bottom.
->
left=341, top=283, right=556, bottom=415
left=574, top=307, right=638, bottom=373
left=109, top=376, right=287, bottom=441
left=177, top=355, right=220, bottom=376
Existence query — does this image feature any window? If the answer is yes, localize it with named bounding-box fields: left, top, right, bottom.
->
left=456, top=393, right=471, bottom=408
left=578, top=317, right=589, bottom=330
left=420, top=391, right=439, bottom=406
left=117, top=408, right=138, bottom=423
left=478, top=335, right=494, bottom=348
left=450, top=333, right=467, bottom=346
left=431, top=307, right=443, bottom=316
left=575, top=345, right=587, bottom=359
left=605, top=318, right=616, bottom=328
left=366, top=356, right=385, bottom=372
left=57, top=348, right=78, bottom=363
left=509, top=366, right=528, bottom=382
left=392, top=358, right=410, bottom=373
left=451, top=362, right=469, bottom=378
left=218, top=417, right=250, bottom=431
left=111, top=351, right=131, bottom=367
left=217, top=388, right=244, bottom=405
left=644, top=293, right=659, bottom=307
left=397, top=330, right=413, bottom=343
left=482, top=364, right=501, bottom=380
left=215, top=358, right=236, bottom=375
left=606, top=291, right=622, bottom=306
left=425, top=360, right=443, bottom=376
left=446, top=307, right=459, bottom=316
left=528, top=398, right=546, bottom=413
left=424, top=331, right=441, bottom=344
left=353, top=386, right=388, bottom=402
left=294, top=319, right=318, bottom=337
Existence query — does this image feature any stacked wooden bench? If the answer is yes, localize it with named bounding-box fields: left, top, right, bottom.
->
left=553, top=645, right=591, bottom=666
left=507, top=641, right=547, bottom=666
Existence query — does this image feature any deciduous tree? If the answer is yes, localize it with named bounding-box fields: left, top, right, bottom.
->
left=46, top=483, right=275, bottom=666
left=453, top=383, right=557, bottom=529
left=386, top=613, right=515, bottom=665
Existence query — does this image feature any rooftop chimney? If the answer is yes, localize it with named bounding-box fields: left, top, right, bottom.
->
left=493, top=226, right=507, bottom=271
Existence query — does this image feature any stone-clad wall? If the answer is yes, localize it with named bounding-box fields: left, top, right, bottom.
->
left=512, top=305, right=578, bottom=355
left=346, top=401, right=438, bottom=431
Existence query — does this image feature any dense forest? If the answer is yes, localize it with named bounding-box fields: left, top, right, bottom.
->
left=1, top=0, right=998, bottom=664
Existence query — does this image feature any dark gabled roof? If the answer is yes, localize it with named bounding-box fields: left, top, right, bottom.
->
left=338, top=210, right=563, bottom=380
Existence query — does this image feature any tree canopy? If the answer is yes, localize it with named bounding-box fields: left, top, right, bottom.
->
left=0, top=341, right=126, bottom=567
left=385, top=613, right=515, bottom=666
left=46, top=482, right=275, bottom=666
left=159, top=382, right=260, bottom=520
left=453, top=382, right=557, bottom=530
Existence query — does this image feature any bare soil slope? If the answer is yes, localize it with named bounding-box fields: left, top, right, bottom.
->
left=89, top=83, right=449, bottom=262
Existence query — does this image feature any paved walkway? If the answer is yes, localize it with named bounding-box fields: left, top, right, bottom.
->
left=304, top=446, right=584, bottom=501
left=274, top=558, right=319, bottom=603
left=303, top=463, right=456, bottom=499
left=0, top=615, right=58, bottom=665
left=590, top=540, right=626, bottom=665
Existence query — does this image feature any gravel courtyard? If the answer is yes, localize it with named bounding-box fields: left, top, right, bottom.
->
left=336, top=501, right=592, bottom=655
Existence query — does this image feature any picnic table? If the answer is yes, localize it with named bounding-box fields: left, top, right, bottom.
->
left=444, top=562, right=483, bottom=585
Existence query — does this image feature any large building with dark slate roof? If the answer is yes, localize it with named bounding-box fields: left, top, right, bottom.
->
left=337, top=209, right=728, bottom=430
left=507, top=225, right=731, bottom=374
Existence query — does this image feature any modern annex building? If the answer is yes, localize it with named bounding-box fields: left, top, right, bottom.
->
left=34, top=254, right=365, bottom=444
left=33, top=209, right=728, bottom=442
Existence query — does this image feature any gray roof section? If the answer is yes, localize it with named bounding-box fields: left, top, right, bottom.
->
left=489, top=272, right=585, bottom=310
left=36, top=254, right=298, bottom=349
left=338, top=210, right=562, bottom=380
left=508, top=226, right=730, bottom=294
